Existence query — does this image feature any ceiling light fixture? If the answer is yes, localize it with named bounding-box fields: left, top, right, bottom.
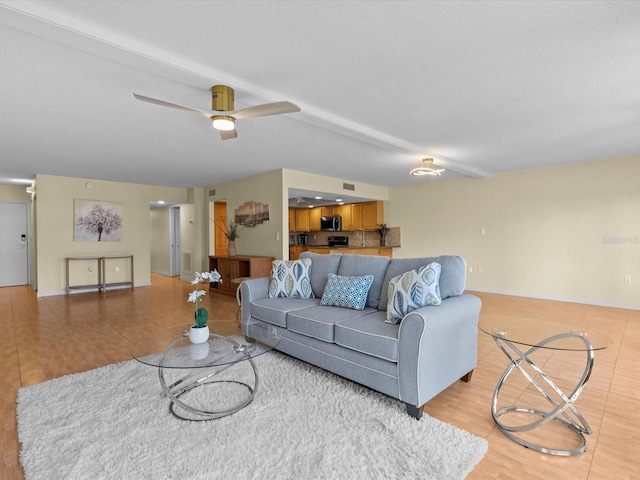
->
left=410, top=158, right=445, bottom=176
left=211, top=115, right=235, bottom=131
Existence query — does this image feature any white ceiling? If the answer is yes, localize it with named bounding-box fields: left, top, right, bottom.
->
left=1, top=0, right=639, bottom=191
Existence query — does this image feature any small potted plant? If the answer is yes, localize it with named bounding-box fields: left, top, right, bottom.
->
left=187, top=269, right=222, bottom=344
left=223, top=221, right=243, bottom=257
left=375, top=224, right=390, bottom=246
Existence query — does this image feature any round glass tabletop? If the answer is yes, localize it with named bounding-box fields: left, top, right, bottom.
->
left=131, top=322, right=281, bottom=369
left=478, top=317, right=612, bottom=351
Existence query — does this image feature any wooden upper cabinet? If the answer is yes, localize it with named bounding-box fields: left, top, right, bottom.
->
left=362, top=201, right=384, bottom=231
left=295, top=208, right=310, bottom=232
left=288, top=207, right=296, bottom=232
left=321, top=205, right=339, bottom=216
left=351, top=203, right=363, bottom=230
left=339, top=204, right=353, bottom=231
left=309, top=207, right=322, bottom=231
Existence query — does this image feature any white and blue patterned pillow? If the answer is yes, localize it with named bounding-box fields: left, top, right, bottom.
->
left=385, top=262, right=442, bottom=323
left=268, top=258, right=314, bottom=298
left=320, top=273, right=374, bottom=310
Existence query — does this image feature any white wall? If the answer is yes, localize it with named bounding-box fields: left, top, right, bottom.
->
left=387, top=156, right=640, bottom=308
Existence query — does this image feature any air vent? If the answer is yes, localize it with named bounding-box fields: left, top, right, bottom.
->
left=208, top=189, right=216, bottom=196
left=182, top=251, right=192, bottom=274
left=343, top=183, right=355, bottom=191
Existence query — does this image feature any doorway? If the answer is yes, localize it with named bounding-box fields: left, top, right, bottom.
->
left=169, top=206, right=181, bottom=276
left=214, top=202, right=228, bottom=257
left=0, top=202, right=29, bottom=286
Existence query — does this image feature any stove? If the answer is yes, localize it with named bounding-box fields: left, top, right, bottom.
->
left=328, top=235, right=349, bottom=247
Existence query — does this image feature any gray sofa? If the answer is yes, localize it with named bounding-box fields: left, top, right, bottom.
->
left=240, top=252, right=482, bottom=419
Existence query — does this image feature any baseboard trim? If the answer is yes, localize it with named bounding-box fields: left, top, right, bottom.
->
left=466, top=286, right=640, bottom=311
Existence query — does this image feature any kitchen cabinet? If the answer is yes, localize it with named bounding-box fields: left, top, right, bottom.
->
left=288, top=207, right=296, bottom=231
left=351, top=203, right=363, bottom=230
left=309, top=207, right=321, bottom=231
left=321, top=205, right=339, bottom=216
left=362, top=201, right=384, bottom=231
left=295, top=208, right=310, bottom=232
left=339, top=204, right=353, bottom=231
left=208, top=255, right=274, bottom=296
left=289, top=245, right=308, bottom=260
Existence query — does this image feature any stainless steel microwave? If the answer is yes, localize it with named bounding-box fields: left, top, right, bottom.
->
left=321, top=216, right=342, bottom=231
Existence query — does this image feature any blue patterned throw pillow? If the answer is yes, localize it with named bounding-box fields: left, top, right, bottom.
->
left=268, top=258, right=314, bottom=298
left=320, top=273, right=374, bottom=310
left=386, top=262, right=442, bottom=323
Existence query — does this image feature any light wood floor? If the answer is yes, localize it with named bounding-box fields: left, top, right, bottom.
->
left=1, top=275, right=638, bottom=479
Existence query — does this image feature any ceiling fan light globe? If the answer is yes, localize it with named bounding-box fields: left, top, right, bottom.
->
left=410, top=158, right=444, bottom=176
left=212, top=116, right=235, bottom=131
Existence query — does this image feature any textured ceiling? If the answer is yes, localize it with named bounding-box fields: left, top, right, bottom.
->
left=0, top=0, right=638, bottom=192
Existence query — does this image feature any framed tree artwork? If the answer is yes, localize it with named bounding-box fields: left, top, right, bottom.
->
left=74, top=199, right=123, bottom=241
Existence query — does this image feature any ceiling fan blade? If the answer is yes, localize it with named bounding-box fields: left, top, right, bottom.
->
left=232, top=101, right=300, bottom=120
left=133, top=93, right=214, bottom=119
left=220, top=129, right=238, bottom=141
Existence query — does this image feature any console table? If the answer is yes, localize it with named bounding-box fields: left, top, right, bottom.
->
left=66, top=255, right=134, bottom=294
left=208, top=255, right=273, bottom=296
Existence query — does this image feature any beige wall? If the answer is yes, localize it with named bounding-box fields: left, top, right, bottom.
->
left=0, top=185, right=32, bottom=202
left=35, top=175, right=188, bottom=296
left=208, top=170, right=284, bottom=259
left=208, top=169, right=390, bottom=260
left=387, top=156, right=640, bottom=308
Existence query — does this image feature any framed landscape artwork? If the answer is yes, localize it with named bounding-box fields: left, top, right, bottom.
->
left=74, top=199, right=123, bottom=242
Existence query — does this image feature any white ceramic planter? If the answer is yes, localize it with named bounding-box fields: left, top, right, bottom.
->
left=188, top=325, right=210, bottom=344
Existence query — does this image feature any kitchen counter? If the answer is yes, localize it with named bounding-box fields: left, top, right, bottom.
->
left=306, top=246, right=394, bottom=258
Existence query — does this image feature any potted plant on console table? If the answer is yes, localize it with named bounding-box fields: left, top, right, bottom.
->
left=187, top=270, right=222, bottom=344
left=223, top=221, right=243, bottom=257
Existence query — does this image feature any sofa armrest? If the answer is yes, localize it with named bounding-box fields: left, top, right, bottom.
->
left=397, top=293, right=482, bottom=407
left=240, top=277, right=270, bottom=325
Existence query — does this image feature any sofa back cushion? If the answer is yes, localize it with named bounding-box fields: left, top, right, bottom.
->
left=298, top=252, right=342, bottom=298
left=336, top=254, right=391, bottom=309
left=379, top=255, right=466, bottom=309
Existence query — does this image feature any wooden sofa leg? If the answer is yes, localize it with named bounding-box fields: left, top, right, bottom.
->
left=460, top=370, right=474, bottom=383
left=405, top=403, right=423, bottom=420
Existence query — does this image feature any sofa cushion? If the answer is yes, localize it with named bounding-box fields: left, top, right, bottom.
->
left=268, top=258, right=314, bottom=298
left=250, top=297, right=319, bottom=327
left=334, top=311, right=400, bottom=362
left=320, top=273, right=374, bottom=310
left=386, top=262, right=442, bottom=324
left=379, top=255, right=466, bottom=308
left=299, top=252, right=342, bottom=298
left=288, top=305, right=376, bottom=343
left=336, top=254, right=391, bottom=309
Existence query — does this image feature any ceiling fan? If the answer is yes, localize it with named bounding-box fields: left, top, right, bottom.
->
left=133, top=85, right=300, bottom=140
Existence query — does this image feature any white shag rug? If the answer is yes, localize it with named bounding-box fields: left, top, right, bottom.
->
left=17, top=352, right=487, bottom=480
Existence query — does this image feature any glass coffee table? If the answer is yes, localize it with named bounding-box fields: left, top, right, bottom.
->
left=131, top=321, right=280, bottom=421
left=479, top=317, right=612, bottom=456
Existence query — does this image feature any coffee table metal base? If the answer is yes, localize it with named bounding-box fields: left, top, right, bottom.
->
left=491, top=331, right=594, bottom=456
left=158, top=334, right=259, bottom=421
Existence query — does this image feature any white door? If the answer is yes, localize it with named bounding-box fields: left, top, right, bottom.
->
left=0, top=202, right=29, bottom=286
left=169, top=206, right=181, bottom=276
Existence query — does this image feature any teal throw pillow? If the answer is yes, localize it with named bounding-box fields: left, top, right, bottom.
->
left=386, top=262, right=442, bottom=324
left=320, top=273, right=374, bottom=310
left=268, top=258, right=314, bottom=298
